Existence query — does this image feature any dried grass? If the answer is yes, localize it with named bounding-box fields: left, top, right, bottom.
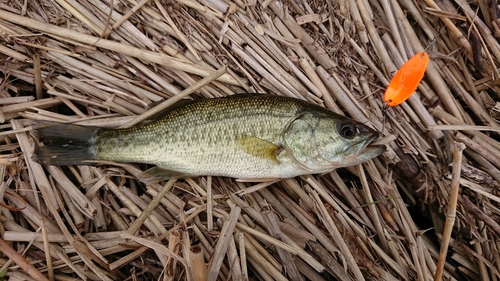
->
left=0, top=0, right=500, bottom=280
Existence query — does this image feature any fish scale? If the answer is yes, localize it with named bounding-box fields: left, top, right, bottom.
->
left=33, top=95, right=385, bottom=180
left=94, top=99, right=294, bottom=177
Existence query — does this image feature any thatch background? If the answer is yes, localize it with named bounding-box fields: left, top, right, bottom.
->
left=1, top=0, right=500, bottom=280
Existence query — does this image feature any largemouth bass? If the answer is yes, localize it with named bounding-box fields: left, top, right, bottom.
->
left=33, top=95, right=385, bottom=180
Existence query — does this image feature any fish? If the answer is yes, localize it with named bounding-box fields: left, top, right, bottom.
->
left=32, top=94, right=385, bottom=180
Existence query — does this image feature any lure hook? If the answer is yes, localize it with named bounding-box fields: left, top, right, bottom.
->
left=380, top=100, right=390, bottom=134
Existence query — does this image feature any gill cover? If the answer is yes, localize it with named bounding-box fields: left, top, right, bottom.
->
left=282, top=113, right=317, bottom=172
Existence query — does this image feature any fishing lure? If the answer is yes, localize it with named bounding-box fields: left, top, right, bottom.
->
left=379, top=51, right=429, bottom=133
left=383, top=51, right=429, bottom=106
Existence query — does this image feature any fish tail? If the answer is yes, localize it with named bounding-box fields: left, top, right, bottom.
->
left=32, top=121, right=99, bottom=165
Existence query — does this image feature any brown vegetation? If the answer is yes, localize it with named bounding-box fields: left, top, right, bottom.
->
left=1, top=0, right=500, bottom=280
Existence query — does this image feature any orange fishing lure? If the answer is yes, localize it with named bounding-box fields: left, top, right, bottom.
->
left=383, top=52, right=429, bottom=106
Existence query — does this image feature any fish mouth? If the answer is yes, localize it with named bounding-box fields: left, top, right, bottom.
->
left=355, top=131, right=385, bottom=159
left=356, top=129, right=379, bottom=154
left=360, top=144, right=386, bottom=159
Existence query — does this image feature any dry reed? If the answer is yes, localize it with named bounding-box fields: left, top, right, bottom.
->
left=0, top=0, right=499, bottom=280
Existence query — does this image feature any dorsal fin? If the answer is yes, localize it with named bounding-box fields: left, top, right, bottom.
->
left=146, top=94, right=267, bottom=120
left=145, top=99, right=197, bottom=120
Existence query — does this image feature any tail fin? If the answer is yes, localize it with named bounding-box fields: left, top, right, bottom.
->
left=32, top=121, right=99, bottom=165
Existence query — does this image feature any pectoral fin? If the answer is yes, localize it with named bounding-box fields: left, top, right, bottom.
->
left=236, top=136, right=280, bottom=163
left=139, top=166, right=194, bottom=182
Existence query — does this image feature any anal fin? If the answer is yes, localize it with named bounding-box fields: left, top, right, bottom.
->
left=235, top=178, right=280, bottom=182
left=139, top=166, right=194, bottom=182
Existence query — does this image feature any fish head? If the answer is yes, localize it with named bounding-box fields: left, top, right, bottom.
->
left=283, top=112, right=385, bottom=173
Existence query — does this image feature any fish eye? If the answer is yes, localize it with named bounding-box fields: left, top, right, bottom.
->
left=339, top=122, right=358, bottom=139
